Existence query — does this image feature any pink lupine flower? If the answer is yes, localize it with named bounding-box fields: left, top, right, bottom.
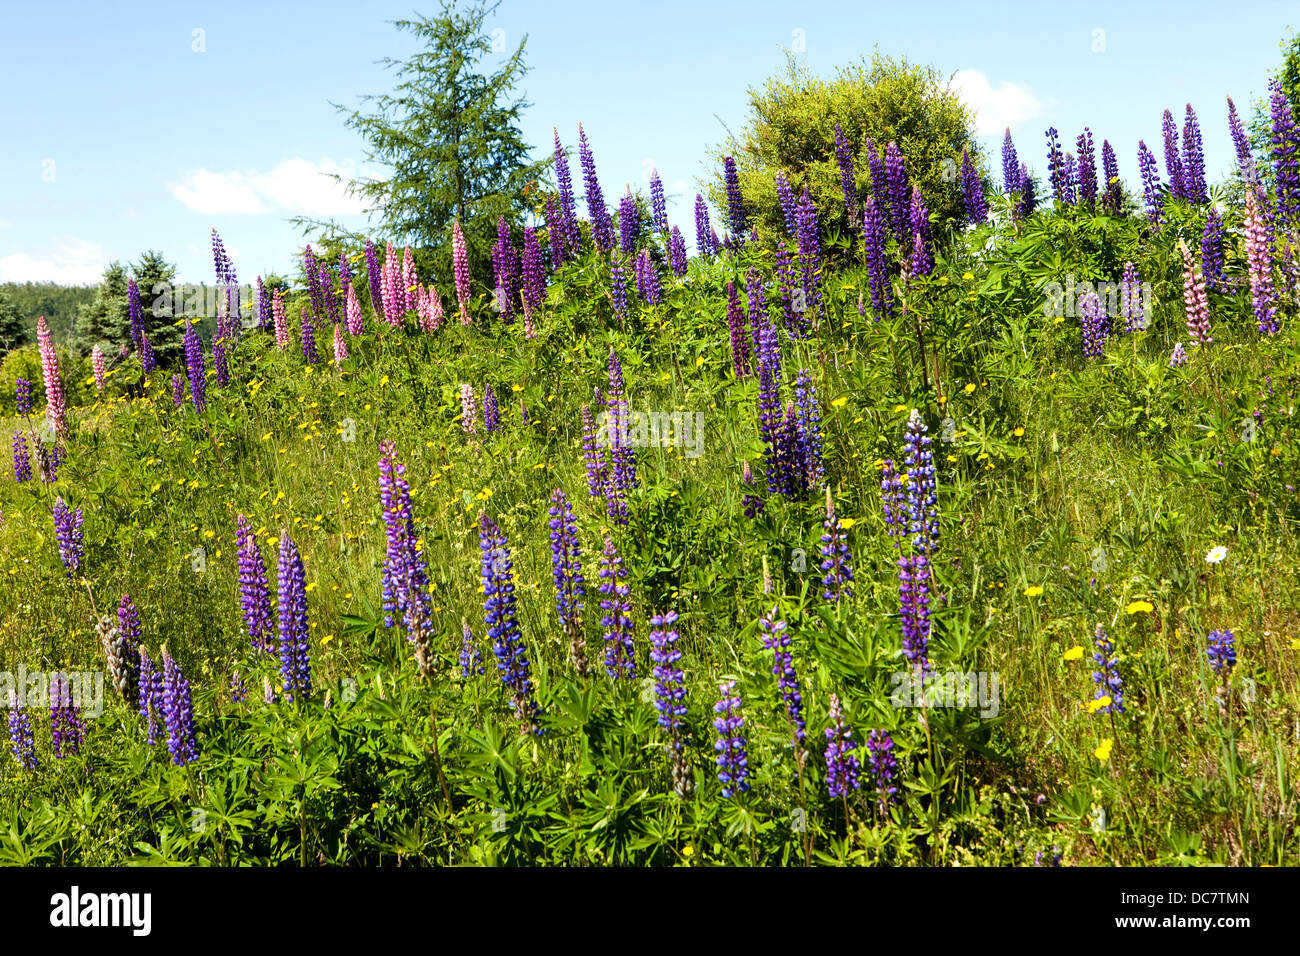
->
left=453, top=220, right=472, bottom=324
left=273, top=288, right=289, bottom=350
left=1179, top=240, right=1212, bottom=346
left=333, top=322, right=348, bottom=364
left=345, top=281, right=364, bottom=336
left=36, top=316, right=68, bottom=438
left=402, top=245, right=418, bottom=312
left=91, top=346, right=106, bottom=393
left=460, top=383, right=477, bottom=435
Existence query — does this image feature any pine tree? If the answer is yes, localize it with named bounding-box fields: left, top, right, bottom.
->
left=326, top=0, right=547, bottom=288
left=72, top=261, right=129, bottom=357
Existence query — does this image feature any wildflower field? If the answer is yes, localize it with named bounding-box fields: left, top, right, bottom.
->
left=3, top=50, right=1300, bottom=871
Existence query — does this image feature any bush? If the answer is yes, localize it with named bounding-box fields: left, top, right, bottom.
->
left=708, top=52, right=983, bottom=257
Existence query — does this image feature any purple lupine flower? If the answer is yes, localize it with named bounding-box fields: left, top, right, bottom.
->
left=609, top=250, right=630, bottom=321
left=795, top=189, right=823, bottom=326
left=276, top=531, right=312, bottom=703
left=15, top=378, right=32, bottom=417
left=1079, top=290, right=1108, bottom=359
left=337, top=250, right=352, bottom=293
left=776, top=400, right=804, bottom=497
left=863, top=194, right=892, bottom=321
left=1270, top=79, right=1300, bottom=226
left=773, top=247, right=802, bottom=335
left=483, top=383, right=499, bottom=432
left=183, top=319, right=206, bottom=412
left=320, top=263, right=341, bottom=334
left=774, top=170, right=798, bottom=238
left=553, top=128, right=581, bottom=250
left=694, top=194, right=717, bottom=257
left=1061, top=152, right=1077, bottom=205
left=460, top=619, right=484, bottom=678
left=1162, top=109, right=1187, bottom=201
left=480, top=513, right=540, bottom=730
left=1120, top=262, right=1147, bottom=332
left=544, top=195, right=569, bottom=269
left=618, top=189, right=640, bottom=256
left=793, top=369, right=823, bottom=488
left=1244, top=190, right=1279, bottom=335
left=1206, top=629, right=1237, bottom=678
left=161, top=648, right=200, bottom=766
left=865, top=730, right=898, bottom=813
left=140, top=332, right=156, bottom=374
left=212, top=334, right=229, bottom=388
left=960, top=149, right=986, bottom=224
left=833, top=123, right=859, bottom=224
left=1201, top=207, right=1226, bottom=293
left=820, top=490, right=854, bottom=602
left=712, top=681, right=749, bottom=798
left=1018, top=161, right=1037, bottom=217
left=635, top=248, right=661, bottom=304
left=1179, top=240, right=1212, bottom=346
left=905, top=409, right=939, bottom=556
left=760, top=606, right=806, bottom=745
left=548, top=488, right=587, bottom=677
left=236, top=514, right=274, bottom=653
left=7, top=691, right=38, bottom=770
left=885, top=142, right=911, bottom=243
left=1091, top=623, right=1124, bottom=714
left=648, top=168, right=668, bottom=233
left=578, top=124, right=615, bottom=253
left=605, top=349, right=636, bottom=520
left=303, top=244, right=324, bottom=320
left=365, top=239, right=384, bottom=319
left=113, top=594, right=143, bottom=704
left=597, top=536, right=635, bottom=679
left=824, top=693, right=859, bottom=799
left=757, top=324, right=785, bottom=494
left=909, top=185, right=934, bottom=277
left=490, top=217, right=516, bottom=322
left=35, top=439, right=64, bottom=485
left=864, top=138, right=889, bottom=219
left=52, top=497, right=83, bottom=577
left=230, top=673, right=247, bottom=703
left=726, top=281, right=749, bottom=378
left=1002, top=128, right=1020, bottom=195
left=1137, top=140, right=1164, bottom=224
left=521, top=227, right=546, bottom=319
left=880, top=458, right=906, bottom=544
left=1101, top=139, right=1122, bottom=215
left=300, top=306, right=319, bottom=364
left=257, top=276, right=272, bottom=330
left=667, top=225, right=688, bottom=277
left=378, top=442, right=435, bottom=676
left=1169, top=341, right=1188, bottom=368
left=1076, top=129, right=1097, bottom=210
left=170, top=374, right=184, bottom=410
left=581, top=401, right=606, bottom=499
left=1046, top=128, right=1067, bottom=205
left=128, top=277, right=144, bottom=353
left=649, top=609, right=690, bottom=796
left=723, top=156, right=747, bottom=243
left=1182, top=104, right=1207, bottom=204
left=1227, top=95, right=1257, bottom=186
left=49, top=674, right=84, bottom=759
left=138, top=647, right=163, bottom=744
left=12, top=431, right=31, bottom=482
left=741, top=459, right=764, bottom=518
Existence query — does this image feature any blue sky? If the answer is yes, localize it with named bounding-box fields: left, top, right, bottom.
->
left=0, top=0, right=1295, bottom=285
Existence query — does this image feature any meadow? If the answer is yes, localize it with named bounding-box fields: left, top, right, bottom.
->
left=1, top=91, right=1298, bottom=867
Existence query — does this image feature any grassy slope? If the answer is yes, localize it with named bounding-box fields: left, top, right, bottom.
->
left=0, top=199, right=1298, bottom=866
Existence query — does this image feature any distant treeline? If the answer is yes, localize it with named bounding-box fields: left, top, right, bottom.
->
left=0, top=281, right=98, bottom=342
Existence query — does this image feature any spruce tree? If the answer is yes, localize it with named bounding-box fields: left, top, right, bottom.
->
left=328, top=0, right=547, bottom=287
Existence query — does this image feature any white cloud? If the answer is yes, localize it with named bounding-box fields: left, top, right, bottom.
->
left=947, top=70, right=1044, bottom=135
left=0, top=236, right=107, bottom=284
left=167, top=158, right=373, bottom=217
left=0, top=219, right=10, bottom=229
